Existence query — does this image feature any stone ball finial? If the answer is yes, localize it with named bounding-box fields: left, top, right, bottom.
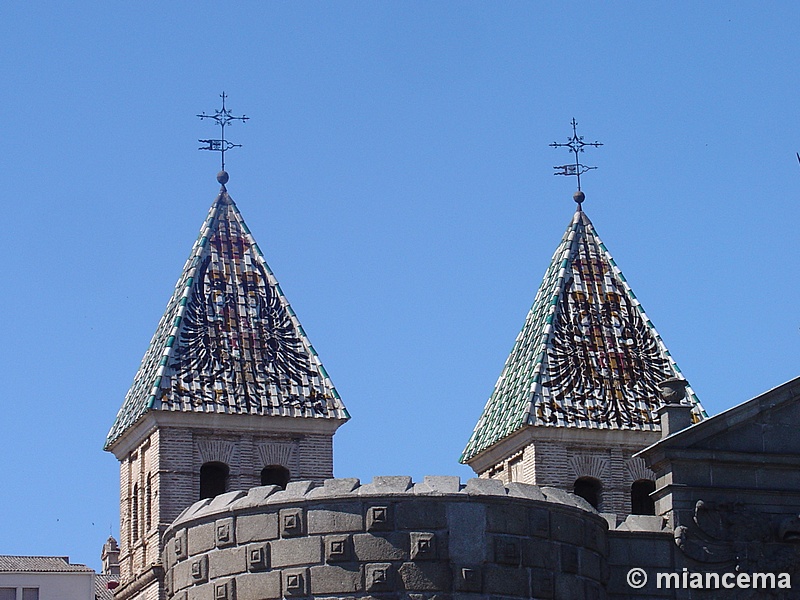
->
left=659, top=377, right=688, bottom=404
left=573, top=190, right=585, bottom=205
left=217, top=170, right=229, bottom=185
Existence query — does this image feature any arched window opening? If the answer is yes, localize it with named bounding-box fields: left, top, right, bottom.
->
left=131, top=483, right=139, bottom=542
left=200, top=462, right=229, bottom=500
left=573, top=477, right=603, bottom=510
left=261, top=465, right=290, bottom=489
left=631, top=479, right=657, bottom=515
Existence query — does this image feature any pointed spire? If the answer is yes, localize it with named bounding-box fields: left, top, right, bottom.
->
left=105, top=187, right=348, bottom=449
left=461, top=206, right=705, bottom=462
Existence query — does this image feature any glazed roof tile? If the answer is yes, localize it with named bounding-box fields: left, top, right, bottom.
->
left=461, top=208, right=705, bottom=462
left=106, top=187, right=348, bottom=448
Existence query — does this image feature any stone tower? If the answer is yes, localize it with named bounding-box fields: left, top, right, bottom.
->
left=461, top=197, right=704, bottom=519
left=104, top=173, right=349, bottom=600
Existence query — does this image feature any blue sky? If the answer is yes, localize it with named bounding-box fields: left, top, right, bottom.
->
left=1, top=3, right=799, bottom=570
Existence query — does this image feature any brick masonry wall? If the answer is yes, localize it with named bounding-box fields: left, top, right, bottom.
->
left=528, top=440, right=655, bottom=516
left=116, top=424, right=336, bottom=599
left=162, top=428, right=334, bottom=518
left=162, top=476, right=610, bottom=600
left=474, top=431, right=659, bottom=519
left=120, top=431, right=162, bottom=583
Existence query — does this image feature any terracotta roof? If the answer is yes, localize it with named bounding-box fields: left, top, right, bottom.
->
left=462, top=207, right=705, bottom=462
left=0, top=556, right=93, bottom=572
left=106, top=186, right=348, bottom=448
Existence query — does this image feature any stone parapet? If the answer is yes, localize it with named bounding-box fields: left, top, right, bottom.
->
left=162, top=476, right=609, bottom=600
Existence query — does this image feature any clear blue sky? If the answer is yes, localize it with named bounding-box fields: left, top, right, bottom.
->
left=1, top=3, right=798, bottom=570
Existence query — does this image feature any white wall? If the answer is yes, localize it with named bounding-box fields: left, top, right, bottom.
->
left=0, top=572, right=94, bottom=600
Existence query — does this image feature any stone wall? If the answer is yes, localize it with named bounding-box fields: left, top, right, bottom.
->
left=162, top=476, right=609, bottom=600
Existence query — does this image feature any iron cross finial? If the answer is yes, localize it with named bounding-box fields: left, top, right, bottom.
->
left=197, top=92, right=249, bottom=172
left=550, top=118, right=603, bottom=198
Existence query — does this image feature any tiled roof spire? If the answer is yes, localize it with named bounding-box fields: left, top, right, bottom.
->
left=461, top=206, right=704, bottom=462
left=105, top=184, right=348, bottom=448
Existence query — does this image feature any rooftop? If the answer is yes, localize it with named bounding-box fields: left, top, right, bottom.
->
left=462, top=206, right=705, bottom=462
left=106, top=182, right=348, bottom=448
left=0, top=556, right=93, bottom=573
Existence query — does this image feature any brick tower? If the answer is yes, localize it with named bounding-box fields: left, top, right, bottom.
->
left=104, top=172, right=349, bottom=600
left=461, top=194, right=704, bottom=520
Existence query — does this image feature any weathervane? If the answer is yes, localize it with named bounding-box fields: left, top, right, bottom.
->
left=550, top=118, right=602, bottom=200
left=197, top=92, right=249, bottom=172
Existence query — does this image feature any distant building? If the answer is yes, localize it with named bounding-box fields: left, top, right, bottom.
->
left=95, top=537, right=120, bottom=600
left=0, top=556, right=94, bottom=600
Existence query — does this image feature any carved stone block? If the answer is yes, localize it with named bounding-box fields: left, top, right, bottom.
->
left=494, top=536, right=521, bottom=565
left=365, top=562, right=393, bottom=591
left=410, top=532, right=436, bottom=560
left=247, top=543, right=269, bottom=571
left=214, top=578, right=236, bottom=600
left=216, top=517, right=235, bottom=548
left=531, top=568, right=554, bottom=598
left=561, top=544, right=578, bottom=574
left=190, top=554, right=208, bottom=584
left=454, top=566, right=482, bottom=592
left=366, top=505, right=393, bottom=531
left=280, top=508, right=305, bottom=538
left=325, top=534, right=352, bottom=562
left=283, top=568, right=308, bottom=596
left=174, top=529, right=188, bottom=561
left=164, top=569, right=172, bottom=595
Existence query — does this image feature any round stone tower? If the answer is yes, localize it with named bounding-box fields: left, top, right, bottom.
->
left=162, top=475, right=609, bottom=599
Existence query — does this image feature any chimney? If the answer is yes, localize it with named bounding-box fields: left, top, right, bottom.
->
left=657, top=377, right=693, bottom=438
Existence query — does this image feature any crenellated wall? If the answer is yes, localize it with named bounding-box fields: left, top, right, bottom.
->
left=161, top=476, right=609, bottom=600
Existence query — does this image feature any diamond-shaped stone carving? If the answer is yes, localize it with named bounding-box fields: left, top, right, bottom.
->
left=410, top=532, right=436, bottom=560
left=280, top=508, right=305, bottom=538
left=366, top=505, right=392, bottom=531
left=247, top=543, right=269, bottom=571
left=325, top=534, right=352, bottom=562
left=365, top=563, right=393, bottom=591
left=284, top=568, right=307, bottom=596
left=216, top=517, right=235, bottom=548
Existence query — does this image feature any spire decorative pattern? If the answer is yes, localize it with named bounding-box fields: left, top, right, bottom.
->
left=461, top=208, right=704, bottom=462
left=106, top=189, right=347, bottom=448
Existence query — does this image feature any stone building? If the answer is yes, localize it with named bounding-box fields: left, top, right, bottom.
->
left=151, top=364, right=800, bottom=600
left=460, top=193, right=705, bottom=518
left=104, top=173, right=349, bottom=600
left=105, top=167, right=800, bottom=599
